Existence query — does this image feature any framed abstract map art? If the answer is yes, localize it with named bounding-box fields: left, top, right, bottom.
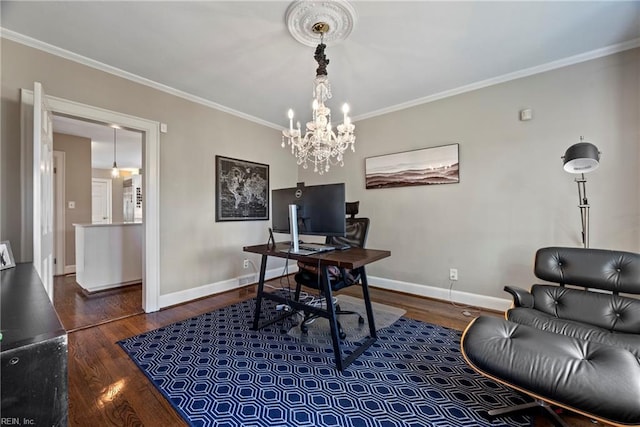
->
left=215, top=156, right=269, bottom=221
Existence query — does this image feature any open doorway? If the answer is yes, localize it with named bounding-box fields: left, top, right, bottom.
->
left=21, top=85, right=161, bottom=318
left=51, top=115, right=145, bottom=331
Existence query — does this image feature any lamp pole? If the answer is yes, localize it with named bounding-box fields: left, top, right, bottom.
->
left=575, top=173, right=589, bottom=248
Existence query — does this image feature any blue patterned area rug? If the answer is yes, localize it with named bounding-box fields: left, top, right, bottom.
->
left=118, top=296, right=530, bottom=427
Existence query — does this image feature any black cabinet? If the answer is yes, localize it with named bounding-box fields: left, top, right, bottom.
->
left=1, top=264, right=67, bottom=426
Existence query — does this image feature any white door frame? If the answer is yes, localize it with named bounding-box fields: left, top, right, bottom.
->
left=91, top=178, right=113, bottom=224
left=21, top=90, right=160, bottom=312
left=53, top=150, right=66, bottom=276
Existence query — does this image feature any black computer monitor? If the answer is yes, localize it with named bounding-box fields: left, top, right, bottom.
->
left=272, top=183, right=346, bottom=243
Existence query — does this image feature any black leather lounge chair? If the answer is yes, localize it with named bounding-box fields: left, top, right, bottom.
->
left=461, top=247, right=640, bottom=427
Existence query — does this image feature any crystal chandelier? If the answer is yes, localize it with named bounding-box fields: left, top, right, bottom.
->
left=282, top=22, right=355, bottom=175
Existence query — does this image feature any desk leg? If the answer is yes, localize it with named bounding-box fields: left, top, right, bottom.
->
left=336, top=267, right=378, bottom=370
left=321, top=265, right=344, bottom=372
left=360, top=267, right=377, bottom=339
left=252, top=254, right=268, bottom=331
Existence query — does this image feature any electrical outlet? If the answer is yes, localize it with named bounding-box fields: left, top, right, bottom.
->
left=243, top=259, right=249, bottom=269
left=449, top=268, right=458, bottom=281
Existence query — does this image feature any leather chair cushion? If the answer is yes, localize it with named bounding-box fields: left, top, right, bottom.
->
left=507, top=307, right=640, bottom=359
left=526, top=284, right=640, bottom=334
left=535, top=247, right=640, bottom=294
left=462, top=316, right=640, bottom=426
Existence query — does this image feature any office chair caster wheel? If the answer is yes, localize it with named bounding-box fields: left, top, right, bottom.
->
left=358, top=316, right=365, bottom=324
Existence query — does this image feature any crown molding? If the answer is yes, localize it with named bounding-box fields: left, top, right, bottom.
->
left=3, top=27, right=638, bottom=128
left=353, top=37, right=640, bottom=122
left=1, top=28, right=281, bottom=130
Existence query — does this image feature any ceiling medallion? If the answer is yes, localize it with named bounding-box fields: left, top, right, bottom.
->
left=285, top=0, right=358, bottom=47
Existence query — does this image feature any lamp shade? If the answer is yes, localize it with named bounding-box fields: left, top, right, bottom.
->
left=562, top=142, right=600, bottom=173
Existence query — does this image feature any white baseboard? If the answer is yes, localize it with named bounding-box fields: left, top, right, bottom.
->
left=368, top=275, right=512, bottom=312
left=157, top=267, right=511, bottom=313
left=81, top=280, right=140, bottom=294
left=64, top=265, right=76, bottom=274
left=158, top=264, right=299, bottom=309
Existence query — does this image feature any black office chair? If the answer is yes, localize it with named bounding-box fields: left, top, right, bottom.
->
left=294, top=201, right=369, bottom=339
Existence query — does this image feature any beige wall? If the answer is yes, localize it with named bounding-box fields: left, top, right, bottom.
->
left=300, top=48, right=640, bottom=300
left=53, top=132, right=91, bottom=267
left=1, top=38, right=297, bottom=297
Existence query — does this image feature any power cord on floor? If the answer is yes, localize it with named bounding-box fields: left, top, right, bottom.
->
left=448, top=280, right=482, bottom=318
left=266, top=261, right=338, bottom=325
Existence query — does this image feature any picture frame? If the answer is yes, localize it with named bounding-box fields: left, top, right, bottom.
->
left=215, top=155, right=269, bottom=221
left=365, top=143, right=459, bottom=189
left=0, top=240, right=16, bottom=270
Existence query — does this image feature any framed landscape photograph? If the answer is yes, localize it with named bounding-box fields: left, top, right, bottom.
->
left=365, top=143, right=459, bottom=189
left=215, top=156, right=269, bottom=221
left=0, top=240, right=16, bottom=270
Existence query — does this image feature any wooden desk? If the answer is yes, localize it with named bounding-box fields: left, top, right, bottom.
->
left=243, top=242, right=391, bottom=371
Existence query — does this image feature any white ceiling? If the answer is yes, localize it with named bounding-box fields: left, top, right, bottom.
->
left=2, top=1, right=639, bottom=132
left=53, top=115, right=142, bottom=170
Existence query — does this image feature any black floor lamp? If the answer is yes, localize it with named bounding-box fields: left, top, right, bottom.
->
left=562, top=137, right=600, bottom=248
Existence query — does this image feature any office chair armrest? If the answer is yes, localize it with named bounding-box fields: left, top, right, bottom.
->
left=297, top=261, right=319, bottom=275
left=297, top=261, right=343, bottom=283
left=340, top=267, right=358, bottom=286
left=504, top=286, right=534, bottom=308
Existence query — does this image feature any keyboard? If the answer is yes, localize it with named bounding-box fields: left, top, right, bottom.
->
left=277, top=248, right=317, bottom=255
left=333, top=244, right=351, bottom=251
left=298, top=243, right=335, bottom=253
left=276, top=243, right=335, bottom=255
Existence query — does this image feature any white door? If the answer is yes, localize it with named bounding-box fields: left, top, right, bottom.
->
left=33, top=82, right=54, bottom=299
left=92, top=178, right=112, bottom=224
left=53, top=151, right=65, bottom=276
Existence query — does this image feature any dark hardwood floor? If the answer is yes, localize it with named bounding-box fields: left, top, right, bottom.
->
left=53, top=274, right=144, bottom=332
left=66, top=277, right=605, bottom=427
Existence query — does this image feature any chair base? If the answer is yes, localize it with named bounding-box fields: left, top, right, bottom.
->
left=486, top=399, right=570, bottom=427
left=300, top=309, right=365, bottom=340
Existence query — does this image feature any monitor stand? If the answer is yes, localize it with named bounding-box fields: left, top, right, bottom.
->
left=288, top=204, right=300, bottom=253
